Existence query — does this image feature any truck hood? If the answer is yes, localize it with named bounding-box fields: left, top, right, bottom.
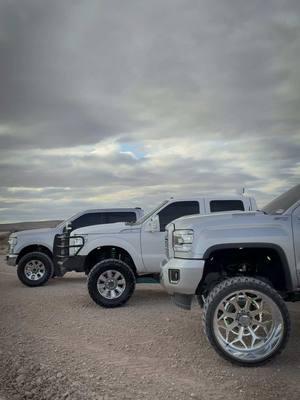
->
left=72, top=222, right=136, bottom=236
left=10, top=227, right=56, bottom=238
left=172, top=211, right=269, bottom=230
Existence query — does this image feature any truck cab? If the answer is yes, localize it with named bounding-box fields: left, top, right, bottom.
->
left=7, top=207, right=144, bottom=287
left=53, top=194, right=257, bottom=308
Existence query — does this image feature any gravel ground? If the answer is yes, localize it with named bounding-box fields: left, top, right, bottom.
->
left=0, top=256, right=300, bottom=400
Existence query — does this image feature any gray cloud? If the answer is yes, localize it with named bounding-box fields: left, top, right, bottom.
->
left=0, top=0, right=299, bottom=222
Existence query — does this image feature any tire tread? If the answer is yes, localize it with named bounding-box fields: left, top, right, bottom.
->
left=202, top=276, right=291, bottom=366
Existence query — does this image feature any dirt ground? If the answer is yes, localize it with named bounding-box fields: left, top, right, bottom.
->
left=0, top=256, right=300, bottom=400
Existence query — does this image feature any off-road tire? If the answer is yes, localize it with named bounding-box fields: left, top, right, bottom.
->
left=17, top=252, right=54, bottom=287
left=87, top=259, right=136, bottom=308
left=203, top=276, right=290, bottom=366
left=197, top=295, right=204, bottom=308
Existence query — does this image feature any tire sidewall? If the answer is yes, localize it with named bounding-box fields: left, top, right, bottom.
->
left=88, top=259, right=136, bottom=308
left=204, top=278, right=290, bottom=366
left=17, top=252, right=53, bottom=287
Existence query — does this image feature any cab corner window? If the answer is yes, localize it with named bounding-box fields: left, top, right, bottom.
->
left=158, top=201, right=200, bottom=231
left=210, top=200, right=244, bottom=213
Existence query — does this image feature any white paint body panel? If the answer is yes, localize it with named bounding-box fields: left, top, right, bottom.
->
left=7, top=208, right=144, bottom=261
left=73, top=196, right=256, bottom=275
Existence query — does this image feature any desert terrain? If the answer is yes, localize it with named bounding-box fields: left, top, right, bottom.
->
left=0, top=233, right=300, bottom=400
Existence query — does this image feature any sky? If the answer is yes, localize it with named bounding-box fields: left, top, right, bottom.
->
left=0, top=0, right=299, bottom=222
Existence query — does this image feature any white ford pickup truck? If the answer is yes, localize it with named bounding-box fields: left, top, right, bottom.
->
left=161, top=184, right=300, bottom=366
left=53, top=194, right=257, bottom=307
left=7, top=208, right=144, bottom=287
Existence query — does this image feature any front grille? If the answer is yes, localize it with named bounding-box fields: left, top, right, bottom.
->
left=53, top=233, right=70, bottom=260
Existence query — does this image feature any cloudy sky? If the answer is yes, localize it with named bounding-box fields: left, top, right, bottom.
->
left=0, top=0, right=299, bottom=222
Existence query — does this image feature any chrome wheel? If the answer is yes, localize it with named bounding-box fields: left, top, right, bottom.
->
left=97, top=270, right=126, bottom=299
left=24, top=260, right=46, bottom=281
left=213, top=289, right=284, bottom=362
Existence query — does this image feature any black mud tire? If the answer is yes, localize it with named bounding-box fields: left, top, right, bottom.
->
left=203, top=276, right=290, bottom=367
left=17, top=252, right=54, bottom=287
left=87, top=259, right=136, bottom=308
left=197, top=295, right=204, bottom=308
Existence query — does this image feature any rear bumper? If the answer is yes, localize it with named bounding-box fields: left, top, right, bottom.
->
left=6, top=254, right=18, bottom=266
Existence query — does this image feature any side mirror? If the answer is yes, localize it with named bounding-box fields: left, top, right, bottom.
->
left=144, top=215, right=160, bottom=232
left=64, top=221, right=73, bottom=233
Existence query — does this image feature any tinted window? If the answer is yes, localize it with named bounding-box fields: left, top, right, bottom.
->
left=262, top=184, right=300, bottom=215
left=158, top=201, right=200, bottom=231
left=210, top=200, right=244, bottom=213
left=72, top=213, right=103, bottom=230
left=104, top=212, right=137, bottom=224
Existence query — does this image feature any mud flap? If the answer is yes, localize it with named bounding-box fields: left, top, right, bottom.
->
left=172, top=293, right=193, bottom=310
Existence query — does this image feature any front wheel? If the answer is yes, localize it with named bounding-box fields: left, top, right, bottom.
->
left=17, top=252, right=53, bottom=287
left=203, top=277, right=290, bottom=366
left=87, top=259, right=136, bottom=308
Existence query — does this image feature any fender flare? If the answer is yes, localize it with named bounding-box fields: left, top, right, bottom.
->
left=82, top=237, right=143, bottom=272
left=16, top=243, right=53, bottom=263
left=202, top=242, right=293, bottom=291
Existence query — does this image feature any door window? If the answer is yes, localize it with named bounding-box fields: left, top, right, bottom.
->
left=210, top=200, right=244, bottom=213
left=104, top=212, right=137, bottom=224
left=72, top=213, right=104, bottom=230
left=158, top=201, right=200, bottom=231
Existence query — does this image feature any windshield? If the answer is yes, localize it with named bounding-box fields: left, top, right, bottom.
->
left=128, top=200, right=168, bottom=225
left=262, top=184, right=300, bottom=215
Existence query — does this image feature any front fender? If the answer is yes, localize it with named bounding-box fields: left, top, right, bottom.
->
left=15, top=240, right=53, bottom=255
left=79, top=236, right=144, bottom=273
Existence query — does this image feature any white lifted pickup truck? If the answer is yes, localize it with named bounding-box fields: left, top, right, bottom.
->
left=161, top=184, right=300, bottom=366
left=53, top=194, right=257, bottom=307
left=7, top=208, right=143, bottom=287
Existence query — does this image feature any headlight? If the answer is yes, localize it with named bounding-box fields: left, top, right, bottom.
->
left=8, top=236, right=18, bottom=253
left=69, top=236, right=85, bottom=256
left=173, top=230, right=194, bottom=252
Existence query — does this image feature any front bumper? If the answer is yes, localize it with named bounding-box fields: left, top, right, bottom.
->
left=160, top=257, right=205, bottom=310
left=53, top=233, right=86, bottom=275
left=161, top=257, right=205, bottom=295
left=6, top=254, right=18, bottom=266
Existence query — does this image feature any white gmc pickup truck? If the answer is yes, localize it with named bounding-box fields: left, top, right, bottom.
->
left=53, top=194, right=257, bottom=307
left=7, top=208, right=144, bottom=286
left=161, top=184, right=300, bottom=366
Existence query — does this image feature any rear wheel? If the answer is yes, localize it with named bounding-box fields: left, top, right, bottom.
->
left=17, top=252, right=53, bottom=287
left=87, top=259, right=136, bottom=308
left=203, top=277, right=290, bottom=366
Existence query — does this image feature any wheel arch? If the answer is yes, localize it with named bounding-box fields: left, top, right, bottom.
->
left=199, top=242, right=293, bottom=293
left=17, top=244, right=53, bottom=264
left=84, top=244, right=138, bottom=275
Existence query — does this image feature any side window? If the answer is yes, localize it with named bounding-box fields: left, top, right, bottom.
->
left=72, top=213, right=103, bottom=230
left=210, top=200, right=244, bottom=213
left=158, top=201, right=200, bottom=232
left=104, top=212, right=137, bottom=224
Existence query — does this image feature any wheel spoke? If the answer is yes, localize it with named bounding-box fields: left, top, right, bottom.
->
left=213, top=286, right=285, bottom=362
left=97, top=269, right=127, bottom=300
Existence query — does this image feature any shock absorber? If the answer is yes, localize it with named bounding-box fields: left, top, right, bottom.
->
left=111, top=247, right=116, bottom=259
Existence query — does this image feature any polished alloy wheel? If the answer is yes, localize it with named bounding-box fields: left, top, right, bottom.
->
left=24, top=260, right=46, bottom=281
left=97, top=269, right=126, bottom=299
left=213, top=289, right=284, bottom=362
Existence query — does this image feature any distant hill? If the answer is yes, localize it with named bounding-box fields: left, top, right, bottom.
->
left=0, top=220, right=63, bottom=233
